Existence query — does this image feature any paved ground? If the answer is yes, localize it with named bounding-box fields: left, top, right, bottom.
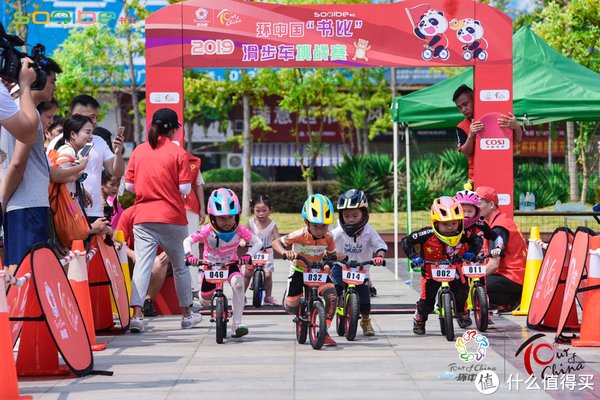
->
left=16, top=259, right=600, bottom=399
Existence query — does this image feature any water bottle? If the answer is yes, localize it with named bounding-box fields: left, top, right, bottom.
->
left=524, top=192, right=532, bottom=212
left=519, top=192, right=525, bottom=211
left=530, top=192, right=536, bottom=211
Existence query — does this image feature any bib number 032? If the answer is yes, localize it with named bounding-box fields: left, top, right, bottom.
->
left=303, top=271, right=327, bottom=283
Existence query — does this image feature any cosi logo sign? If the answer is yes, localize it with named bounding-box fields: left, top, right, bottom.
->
left=480, top=138, right=510, bottom=150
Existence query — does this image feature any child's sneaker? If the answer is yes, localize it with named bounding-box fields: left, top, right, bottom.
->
left=264, top=296, right=278, bottom=305
left=323, top=333, right=337, bottom=346
left=181, top=312, right=202, bottom=329
left=413, top=311, right=426, bottom=335
left=130, top=317, right=144, bottom=333
left=232, top=323, right=249, bottom=338
left=360, top=318, right=375, bottom=336
left=457, top=312, right=472, bottom=328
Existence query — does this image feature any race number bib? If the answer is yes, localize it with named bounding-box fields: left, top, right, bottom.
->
left=462, top=264, right=486, bottom=277
left=205, top=268, right=229, bottom=281
left=342, top=268, right=367, bottom=285
left=253, top=252, right=269, bottom=262
left=431, top=267, right=456, bottom=280
left=303, top=269, right=327, bottom=284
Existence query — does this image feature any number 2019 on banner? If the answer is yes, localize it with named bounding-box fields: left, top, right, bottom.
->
left=191, top=39, right=235, bottom=55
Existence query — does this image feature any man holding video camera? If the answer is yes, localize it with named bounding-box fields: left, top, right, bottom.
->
left=0, top=60, right=39, bottom=146
left=0, top=41, right=62, bottom=274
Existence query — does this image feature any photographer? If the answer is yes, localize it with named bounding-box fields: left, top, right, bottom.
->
left=0, top=54, right=61, bottom=274
left=0, top=59, right=39, bottom=145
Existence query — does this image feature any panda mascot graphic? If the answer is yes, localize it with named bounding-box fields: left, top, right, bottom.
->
left=450, top=18, right=489, bottom=61
left=407, top=8, right=450, bottom=61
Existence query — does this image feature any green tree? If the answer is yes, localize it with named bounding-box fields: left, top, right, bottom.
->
left=52, top=24, right=126, bottom=116
left=532, top=0, right=600, bottom=202
left=116, top=0, right=149, bottom=145
left=333, top=68, right=392, bottom=154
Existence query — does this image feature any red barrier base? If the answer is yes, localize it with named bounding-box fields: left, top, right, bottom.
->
left=16, top=322, right=70, bottom=377
left=154, top=276, right=181, bottom=315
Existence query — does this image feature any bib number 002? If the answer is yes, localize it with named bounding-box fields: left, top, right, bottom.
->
left=431, top=268, right=456, bottom=279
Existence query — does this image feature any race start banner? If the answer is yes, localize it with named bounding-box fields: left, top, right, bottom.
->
left=145, top=0, right=514, bottom=209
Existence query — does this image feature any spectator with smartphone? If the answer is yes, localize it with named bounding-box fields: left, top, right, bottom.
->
left=0, top=56, right=61, bottom=275
left=48, top=94, right=124, bottom=228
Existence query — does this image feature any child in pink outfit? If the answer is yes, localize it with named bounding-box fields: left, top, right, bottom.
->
left=183, top=188, right=261, bottom=338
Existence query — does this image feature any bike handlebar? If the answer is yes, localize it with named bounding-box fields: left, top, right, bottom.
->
left=341, top=259, right=386, bottom=269
left=282, top=253, right=336, bottom=269
left=244, top=244, right=273, bottom=252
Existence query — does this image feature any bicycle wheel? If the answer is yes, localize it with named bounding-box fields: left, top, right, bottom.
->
left=215, top=298, right=226, bottom=344
left=296, top=301, right=308, bottom=344
left=473, top=285, right=489, bottom=332
left=437, top=290, right=446, bottom=336
left=335, top=294, right=346, bottom=337
left=345, top=291, right=360, bottom=341
left=443, top=291, right=454, bottom=342
left=309, top=301, right=326, bottom=350
left=252, top=269, right=264, bottom=308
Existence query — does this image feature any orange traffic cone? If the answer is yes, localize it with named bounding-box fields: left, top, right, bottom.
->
left=0, top=271, right=32, bottom=400
left=15, top=291, right=69, bottom=376
left=572, top=235, right=600, bottom=347
left=67, top=240, right=106, bottom=351
left=513, top=227, right=543, bottom=316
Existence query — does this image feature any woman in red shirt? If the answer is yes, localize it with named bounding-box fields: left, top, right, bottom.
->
left=125, top=108, right=201, bottom=332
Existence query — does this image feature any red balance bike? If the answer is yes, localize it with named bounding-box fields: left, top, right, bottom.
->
left=284, top=254, right=335, bottom=350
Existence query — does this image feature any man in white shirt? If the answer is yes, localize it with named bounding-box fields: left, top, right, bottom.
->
left=69, top=95, right=125, bottom=223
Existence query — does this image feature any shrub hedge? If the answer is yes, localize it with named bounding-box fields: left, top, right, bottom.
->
left=203, top=168, right=265, bottom=183
left=203, top=181, right=340, bottom=213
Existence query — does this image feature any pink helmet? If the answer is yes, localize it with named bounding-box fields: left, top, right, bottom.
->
left=207, top=188, right=240, bottom=216
left=454, top=190, right=481, bottom=229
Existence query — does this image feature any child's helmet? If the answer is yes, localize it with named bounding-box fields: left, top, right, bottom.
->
left=337, top=189, right=369, bottom=237
left=302, top=194, right=334, bottom=225
left=208, top=188, right=240, bottom=241
left=454, top=189, right=481, bottom=229
left=431, top=196, right=464, bottom=247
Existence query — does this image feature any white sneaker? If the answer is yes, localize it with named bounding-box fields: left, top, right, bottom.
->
left=181, top=312, right=202, bottom=329
left=130, top=317, right=144, bottom=333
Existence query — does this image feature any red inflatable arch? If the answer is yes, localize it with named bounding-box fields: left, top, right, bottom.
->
left=145, top=0, right=514, bottom=202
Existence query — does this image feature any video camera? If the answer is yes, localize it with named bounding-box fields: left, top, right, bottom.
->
left=0, top=22, right=47, bottom=90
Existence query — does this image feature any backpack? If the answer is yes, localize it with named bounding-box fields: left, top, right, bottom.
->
left=48, top=182, right=90, bottom=247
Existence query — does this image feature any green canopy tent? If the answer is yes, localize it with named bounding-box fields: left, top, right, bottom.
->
left=391, top=26, right=600, bottom=127
left=389, top=26, right=600, bottom=239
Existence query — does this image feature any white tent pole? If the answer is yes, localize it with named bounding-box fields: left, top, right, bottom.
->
left=405, top=125, right=412, bottom=236
left=393, top=121, right=399, bottom=280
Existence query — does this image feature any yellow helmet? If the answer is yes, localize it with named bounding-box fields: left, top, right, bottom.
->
left=431, top=196, right=464, bottom=247
left=302, top=194, right=334, bottom=225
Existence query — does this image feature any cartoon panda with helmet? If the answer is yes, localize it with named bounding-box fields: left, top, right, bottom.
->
left=412, top=9, right=450, bottom=61
left=450, top=18, right=488, bottom=61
